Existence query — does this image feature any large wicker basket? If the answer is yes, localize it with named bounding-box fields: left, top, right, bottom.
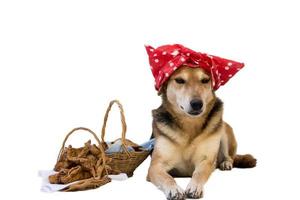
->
left=101, top=100, right=151, bottom=177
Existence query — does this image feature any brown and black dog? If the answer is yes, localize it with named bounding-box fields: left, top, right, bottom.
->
left=147, top=66, right=256, bottom=200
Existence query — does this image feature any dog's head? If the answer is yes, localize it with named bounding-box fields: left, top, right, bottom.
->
left=161, top=66, right=215, bottom=117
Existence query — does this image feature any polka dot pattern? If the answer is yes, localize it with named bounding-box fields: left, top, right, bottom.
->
left=145, top=44, right=244, bottom=90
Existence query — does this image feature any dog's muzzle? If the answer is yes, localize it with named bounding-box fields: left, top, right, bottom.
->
left=188, top=99, right=203, bottom=115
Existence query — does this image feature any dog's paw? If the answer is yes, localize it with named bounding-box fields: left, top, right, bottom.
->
left=219, top=160, right=233, bottom=171
left=165, top=185, right=186, bottom=200
left=185, top=182, right=203, bottom=199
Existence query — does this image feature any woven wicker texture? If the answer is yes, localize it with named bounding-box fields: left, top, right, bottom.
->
left=101, top=100, right=150, bottom=177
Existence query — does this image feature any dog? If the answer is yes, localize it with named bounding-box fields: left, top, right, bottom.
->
left=147, top=66, right=256, bottom=200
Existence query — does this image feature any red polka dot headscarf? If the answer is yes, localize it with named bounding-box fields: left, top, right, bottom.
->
left=145, top=44, right=244, bottom=91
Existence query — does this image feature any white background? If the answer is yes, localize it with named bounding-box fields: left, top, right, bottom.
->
left=1, top=0, right=300, bottom=199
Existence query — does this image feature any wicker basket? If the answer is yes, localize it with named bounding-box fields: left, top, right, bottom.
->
left=54, top=127, right=112, bottom=191
left=101, top=100, right=151, bottom=177
left=56, top=127, right=108, bottom=175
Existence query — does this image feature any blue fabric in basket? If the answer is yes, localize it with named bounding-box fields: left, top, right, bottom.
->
left=140, top=138, right=155, bottom=151
left=105, top=138, right=155, bottom=154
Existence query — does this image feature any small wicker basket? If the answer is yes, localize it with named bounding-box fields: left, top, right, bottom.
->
left=54, top=127, right=111, bottom=191
left=56, top=127, right=108, bottom=173
left=101, top=100, right=151, bottom=177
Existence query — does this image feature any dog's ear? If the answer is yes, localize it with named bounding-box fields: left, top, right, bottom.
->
left=157, top=83, right=167, bottom=96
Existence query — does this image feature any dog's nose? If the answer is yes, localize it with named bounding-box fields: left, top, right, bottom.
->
left=190, top=99, right=203, bottom=111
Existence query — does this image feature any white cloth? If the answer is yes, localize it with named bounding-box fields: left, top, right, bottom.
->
left=39, top=139, right=154, bottom=192
left=38, top=170, right=128, bottom=192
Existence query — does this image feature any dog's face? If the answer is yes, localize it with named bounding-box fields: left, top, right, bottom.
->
left=164, top=66, right=215, bottom=117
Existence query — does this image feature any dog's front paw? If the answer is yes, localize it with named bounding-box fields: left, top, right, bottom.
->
left=219, top=160, right=233, bottom=171
left=165, top=185, right=185, bottom=200
left=185, top=182, right=203, bottom=199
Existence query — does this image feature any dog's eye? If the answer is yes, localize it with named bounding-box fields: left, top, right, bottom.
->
left=201, top=78, right=210, bottom=84
left=175, top=78, right=186, bottom=84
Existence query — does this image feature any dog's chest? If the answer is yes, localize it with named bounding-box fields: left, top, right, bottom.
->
left=156, top=122, right=222, bottom=166
left=179, top=137, right=211, bottom=162
left=158, top=130, right=217, bottom=157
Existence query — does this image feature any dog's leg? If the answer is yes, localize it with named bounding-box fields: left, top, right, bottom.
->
left=218, top=134, right=233, bottom=170
left=148, top=162, right=185, bottom=200
left=218, top=123, right=237, bottom=170
left=185, top=159, right=215, bottom=199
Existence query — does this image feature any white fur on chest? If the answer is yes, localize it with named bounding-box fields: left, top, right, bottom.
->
left=155, top=122, right=223, bottom=169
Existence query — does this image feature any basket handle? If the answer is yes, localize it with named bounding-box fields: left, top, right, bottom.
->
left=57, top=127, right=107, bottom=172
left=101, top=100, right=131, bottom=157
